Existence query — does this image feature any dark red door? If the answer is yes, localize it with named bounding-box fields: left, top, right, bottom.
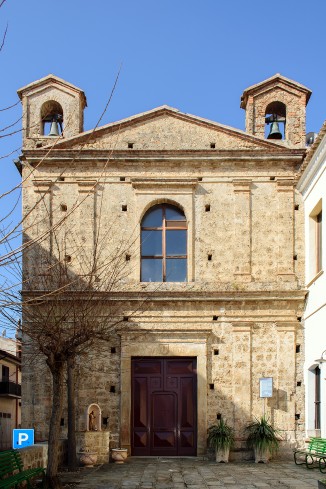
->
left=131, top=357, right=197, bottom=456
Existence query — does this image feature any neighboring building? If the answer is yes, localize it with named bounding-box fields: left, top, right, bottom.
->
left=0, top=335, right=21, bottom=450
left=18, top=73, right=311, bottom=456
left=297, top=122, right=326, bottom=438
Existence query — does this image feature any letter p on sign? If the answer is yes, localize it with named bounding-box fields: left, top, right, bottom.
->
left=13, top=429, right=34, bottom=449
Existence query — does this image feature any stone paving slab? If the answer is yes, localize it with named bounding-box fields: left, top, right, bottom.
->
left=62, top=458, right=324, bottom=489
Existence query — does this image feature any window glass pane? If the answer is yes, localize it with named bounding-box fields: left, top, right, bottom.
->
left=141, top=230, right=162, bottom=256
left=142, top=206, right=163, bottom=227
left=166, top=230, right=187, bottom=256
left=165, top=206, right=185, bottom=221
left=166, top=258, right=187, bottom=282
left=141, top=259, right=162, bottom=282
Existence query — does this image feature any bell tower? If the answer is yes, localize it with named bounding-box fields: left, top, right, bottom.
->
left=240, top=74, right=311, bottom=147
left=17, top=74, right=87, bottom=149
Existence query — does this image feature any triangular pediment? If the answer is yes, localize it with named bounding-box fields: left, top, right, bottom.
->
left=18, top=74, right=87, bottom=107
left=50, top=105, right=292, bottom=152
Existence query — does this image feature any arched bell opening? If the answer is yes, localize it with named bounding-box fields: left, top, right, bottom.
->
left=41, top=100, right=64, bottom=137
left=264, top=101, right=286, bottom=140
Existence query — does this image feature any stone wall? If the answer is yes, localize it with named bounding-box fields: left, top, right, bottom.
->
left=76, top=431, right=110, bottom=464
left=20, top=74, right=308, bottom=457
left=19, top=440, right=67, bottom=470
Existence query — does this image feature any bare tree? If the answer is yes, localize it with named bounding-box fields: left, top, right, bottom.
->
left=2, top=207, right=140, bottom=487
left=0, top=12, right=127, bottom=483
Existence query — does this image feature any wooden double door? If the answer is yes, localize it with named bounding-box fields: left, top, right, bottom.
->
left=131, top=357, right=197, bottom=456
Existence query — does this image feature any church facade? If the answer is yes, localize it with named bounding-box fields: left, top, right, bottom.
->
left=18, top=73, right=310, bottom=457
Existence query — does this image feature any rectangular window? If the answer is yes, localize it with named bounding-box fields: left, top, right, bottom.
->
left=309, top=202, right=323, bottom=279
left=2, top=365, right=9, bottom=382
left=316, top=210, right=322, bottom=273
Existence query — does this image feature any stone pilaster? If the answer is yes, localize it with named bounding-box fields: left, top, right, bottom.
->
left=232, top=322, right=252, bottom=431
left=233, top=180, right=252, bottom=281
left=275, top=322, right=297, bottom=434
left=32, top=180, right=52, bottom=273
left=277, top=180, right=295, bottom=281
left=77, top=181, right=97, bottom=267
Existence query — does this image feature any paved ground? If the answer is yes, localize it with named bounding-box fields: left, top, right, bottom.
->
left=60, top=457, right=325, bottom=489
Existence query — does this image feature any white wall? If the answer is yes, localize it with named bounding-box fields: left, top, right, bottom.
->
left=298, top=129, right=326, bottom=438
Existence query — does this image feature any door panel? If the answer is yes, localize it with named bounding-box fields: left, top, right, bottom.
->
left=131, top=357, right=197, bottom=456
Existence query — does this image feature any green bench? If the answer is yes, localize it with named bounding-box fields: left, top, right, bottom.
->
left=294, top=437, right=326, bottom=473
left=0, top=449, right=46, bottom=488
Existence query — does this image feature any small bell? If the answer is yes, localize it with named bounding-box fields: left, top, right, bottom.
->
left=48, top=118, right=60, bottom=137
left=267, top=121, right=282, bottom=140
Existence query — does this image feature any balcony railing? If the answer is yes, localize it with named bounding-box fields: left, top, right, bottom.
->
left=0, top=381, right=21, bottom=398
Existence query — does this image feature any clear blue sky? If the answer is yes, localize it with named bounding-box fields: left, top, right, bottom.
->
left=1, top=0, right=326, bottom=215
left=1, top=0, right=326, bottom=335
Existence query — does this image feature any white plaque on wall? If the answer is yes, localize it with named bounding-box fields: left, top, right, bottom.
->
left=259, top=377, right=273, bottom=398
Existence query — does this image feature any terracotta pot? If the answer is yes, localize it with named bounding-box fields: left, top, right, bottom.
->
left=215, top=447, right=230, bottom=463
left=79, top=451, right=98, bottom=467
left=111, top=448, right=128, bottom=464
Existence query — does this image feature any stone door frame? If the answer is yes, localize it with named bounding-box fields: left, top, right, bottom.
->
left=120, top=333, right=208, bottom=455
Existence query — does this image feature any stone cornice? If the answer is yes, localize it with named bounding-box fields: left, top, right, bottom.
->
left=21, top=289, right=307, bottom=302
left=23, top=149, right=306, bottom=163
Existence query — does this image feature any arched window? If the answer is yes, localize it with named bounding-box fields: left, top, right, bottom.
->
left=141, top=204, right=187, bottom=282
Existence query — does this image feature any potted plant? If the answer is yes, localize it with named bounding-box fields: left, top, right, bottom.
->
left=318, top=481, right=326, bottom=489
left=245, top=416, right=280, bottom=463
left=207, top=417, right=235, bottom=462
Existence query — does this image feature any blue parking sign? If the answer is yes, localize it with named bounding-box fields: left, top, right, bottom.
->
left=13, top=429, right=34, bottom=449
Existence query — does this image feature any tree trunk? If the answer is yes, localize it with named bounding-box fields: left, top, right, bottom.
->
left=67, top=355, right=77, bottom=470
left=46, top=359, right=65, bottom=488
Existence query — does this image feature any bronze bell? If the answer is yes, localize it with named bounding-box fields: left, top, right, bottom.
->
left=48, top=118, right=60, bottom=137
left=267, top=121, right=282, bottom=140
